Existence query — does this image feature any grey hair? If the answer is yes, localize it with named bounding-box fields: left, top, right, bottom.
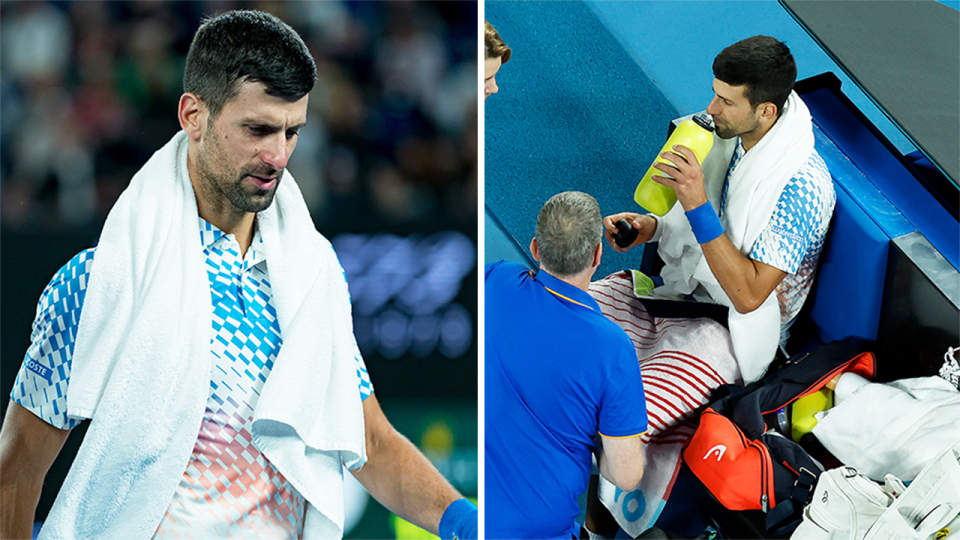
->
left=535, top=191, right=602, bottom=277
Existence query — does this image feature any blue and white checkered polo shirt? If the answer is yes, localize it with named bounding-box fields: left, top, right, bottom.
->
left=721, top=141, right=836, bottom=333
left=12, top=217, right=374, bottom=538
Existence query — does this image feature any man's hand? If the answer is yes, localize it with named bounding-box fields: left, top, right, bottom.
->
left=602, top=212, right=658, bottom=253
left=652, top=145, right=709, bottom=211
left=646, top=146, right=789, bottom=313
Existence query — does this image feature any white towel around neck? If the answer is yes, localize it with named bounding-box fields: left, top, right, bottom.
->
left=653, top=92, right=815, bottom=383
left=43, top=131, right=366, bottom=539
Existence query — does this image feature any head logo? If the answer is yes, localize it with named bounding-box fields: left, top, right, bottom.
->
left=935, top=528, right=949, bottom=540
left=703, top=445, right=727, bottom=461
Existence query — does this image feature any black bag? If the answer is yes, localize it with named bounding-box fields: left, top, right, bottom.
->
left=683, top=341, right=877, bottom=537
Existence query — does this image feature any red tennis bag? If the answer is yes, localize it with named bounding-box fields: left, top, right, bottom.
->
left=683, top=341, right=877, bottom=535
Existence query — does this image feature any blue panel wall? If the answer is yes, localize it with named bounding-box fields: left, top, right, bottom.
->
left=810, top=131, right=893, bottom=342
left=811, top=189, right=889, bottom=342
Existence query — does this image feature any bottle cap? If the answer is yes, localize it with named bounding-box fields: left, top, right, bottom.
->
left=693, top=114, right=715, bottom=132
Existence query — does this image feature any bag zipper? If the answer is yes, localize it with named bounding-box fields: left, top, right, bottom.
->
left=724, top=412, right=768, bottom=511
left=762, top=444, right=773, bottom=511
left=782, top=351, right=811, bottom=367
left=750, top=440, right=773, bottom=512
left=761, top=353, right=876, bottom=416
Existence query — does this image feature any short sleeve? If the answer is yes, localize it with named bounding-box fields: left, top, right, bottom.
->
left=485, top=260, right=505, bottom=279
left=330, top=242, right=374, bottom=401
left=355, top=344, right=374, bottom=401
left=750, top=159, right=832, bottom=275
left=598, top=345, right=648, bottom=438
left=11, top=249, right=96, bottom=430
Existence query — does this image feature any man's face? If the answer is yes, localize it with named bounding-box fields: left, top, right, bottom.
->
left=484, top=56, right=502, bottom=100
left=195, top=81, right=308, bottom=215
left=705, top=79, right=761, bottom=140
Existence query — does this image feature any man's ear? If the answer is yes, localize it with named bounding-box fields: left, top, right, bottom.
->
left=529, top=238, right=540, bottom=262
left=592, top=242, right=602, bottom=269
left=179, top=93, right=206, bottom=140
left=758, top=102, right=778, bottom=122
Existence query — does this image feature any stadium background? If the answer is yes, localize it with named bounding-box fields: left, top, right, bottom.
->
left=0, top=1, right=478, bottom=538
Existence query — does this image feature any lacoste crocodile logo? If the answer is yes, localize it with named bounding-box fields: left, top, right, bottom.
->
left=703, top=445, right=727, bottom=461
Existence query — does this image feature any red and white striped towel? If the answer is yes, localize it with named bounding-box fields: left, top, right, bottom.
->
left=589, top=271, right=741, bottom=536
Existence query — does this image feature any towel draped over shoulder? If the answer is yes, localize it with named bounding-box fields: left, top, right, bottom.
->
left=42, top=131, right=366, bottom=539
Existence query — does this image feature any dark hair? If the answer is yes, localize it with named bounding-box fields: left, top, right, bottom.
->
left=183, top=10, right=317, bottom=119
left=713, top=35, right=796, bottom=115
left=535, top=191, right=601, bottom=277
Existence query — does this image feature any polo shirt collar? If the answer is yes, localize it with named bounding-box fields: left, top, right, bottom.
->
left=532, top=269, right=601, bottom=312
left=197, top=216, right=267, bottom=267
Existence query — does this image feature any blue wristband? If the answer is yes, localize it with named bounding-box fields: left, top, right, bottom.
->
left=685, top=202, right=724, bottom=244
left=439, top=498, right=477, bottom=540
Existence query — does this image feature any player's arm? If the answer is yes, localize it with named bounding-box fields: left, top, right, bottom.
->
left=595, top=433, right=644, bottom=492
left=0, top=402, right=71, bottom=540
left=654, top=145, right=786, bottom=313
left=2, top=250, right=91, bottom=539
left=698, top=237, right=786, bottom=313
left=350, top=393, right=476, bottom=538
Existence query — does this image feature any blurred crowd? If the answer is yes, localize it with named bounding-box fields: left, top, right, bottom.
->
left=0, top=0, right=479, bottom=233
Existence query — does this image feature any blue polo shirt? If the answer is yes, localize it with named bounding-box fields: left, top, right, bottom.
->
left=485, top=260, right=647, bottom=539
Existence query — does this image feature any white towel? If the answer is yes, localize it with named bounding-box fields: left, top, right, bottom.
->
left=813, top=376, right=960, bottom=482
left=43, top=131, right=365, bottom=539
left=653, top=92, right=815, bottom=383
left=589, top=272, right=741, bottom=536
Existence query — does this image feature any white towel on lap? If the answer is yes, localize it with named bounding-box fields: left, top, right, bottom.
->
left=44, top=131, right=365, bottom=539
left=589, top=272, right=741, bottom=536
left=654, top=92, right=815, bottom=383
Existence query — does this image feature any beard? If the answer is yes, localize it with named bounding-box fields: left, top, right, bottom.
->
left=714, top=122, right=740, bottom=140
left=713, top=113, right=760, bottom=140
left=218, top=165, right=283, bottom=214
left=196, top=130, right=284, bottom=214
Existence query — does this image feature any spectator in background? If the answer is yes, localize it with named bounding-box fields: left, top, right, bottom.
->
left=0, top=1, right=477, bottom=232
left=484, top=21, right=511, bottom=100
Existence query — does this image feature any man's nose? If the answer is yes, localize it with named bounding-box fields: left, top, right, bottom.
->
left=262, top=133, right=289, bottom=171
left=488, top=79, right=498, bottom=95
left=706, top=97, right=721, bottom=116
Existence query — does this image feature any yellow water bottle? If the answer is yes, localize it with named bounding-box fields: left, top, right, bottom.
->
left=633, top=114, right=716, bottom=216
left=791, top=388, right=834, bottom=443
